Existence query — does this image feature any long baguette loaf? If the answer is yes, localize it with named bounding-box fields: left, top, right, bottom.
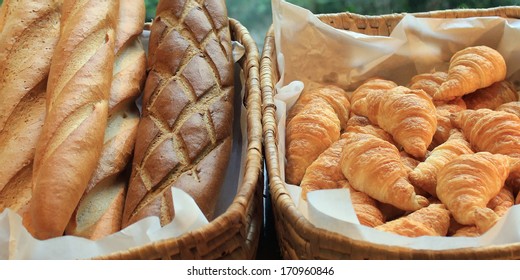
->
left=0, top=0, right=62, bottom=194
left=65, top=0, right=146, bottom=240
left=122, top=0, right=235, bottom=227
left=26, top=0, right=119, bottom=240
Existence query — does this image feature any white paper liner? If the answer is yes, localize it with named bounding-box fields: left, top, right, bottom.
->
left=273, top=0, right=520, bottom=250
left=0, top=31, right=249, bottom=259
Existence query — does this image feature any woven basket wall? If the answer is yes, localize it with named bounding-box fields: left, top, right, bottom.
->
left=96, top=18, right=263, bottom=260
left=261, top=6, right=520, bottom=260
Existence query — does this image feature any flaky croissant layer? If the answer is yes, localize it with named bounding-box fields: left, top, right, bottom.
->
left=434, top=46, right=507, bottom=101
left=340, top=132, right=429, bottom=211
left=437, top=152, right=511, bottom=233
left=351, top=86, right=437, bottom=158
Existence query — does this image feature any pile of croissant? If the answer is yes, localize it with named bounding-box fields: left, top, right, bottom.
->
left=286, top=45, right=520, bottom=238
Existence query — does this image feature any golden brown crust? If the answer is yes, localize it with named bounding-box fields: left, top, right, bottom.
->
left=0, top=81, right=46, bottom=193
left=497, top=101, right=520, bottom=118
left=350, top=78, right=397, bottom=108
left=286, top=98, right=340, bottom=185
left=345, top=115, right=397, bottom=146
left=300, top=138, right=384, bottom=227
left=376, top=204, right=450, bottom=237
left=0, top=0, right=62, bottom=132
left=432, top=101, right=466, bottom=148
left=409, top=130, right=473, bottom=197
left=0, top=164, right=33, bottom=216
left=0, top=1, right=61, bottom=195
left=340, top=132, right=429, bottom=211
left=28, top=0, right=119, bottom=240
left=434, top=46, right=507, bottom=101
left=452, top=109, right=520, bottom=158
left=487, top=186, right=514, bottom=217
left=463, top=80, right=517, bottom=110
left=408, top=71, right=447, bottom=98
left=452, top=225, right=480, bottom=237
left=437, top=152, right=511, bottom=233
left=287, top=85, right=350, bottom=129
left=351, top=86, right=437, bottom=158
left=122, top=0, right=234, bottom=226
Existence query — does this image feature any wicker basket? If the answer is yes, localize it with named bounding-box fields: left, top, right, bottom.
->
left=95, top=18, right=263, bottom=260
left=261, top=6, right=520, bottom=260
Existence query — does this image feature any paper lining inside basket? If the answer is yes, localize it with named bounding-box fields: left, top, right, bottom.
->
left=273, top=0, right=520, bottom=250
left=0, top=30, right=248, bottom=260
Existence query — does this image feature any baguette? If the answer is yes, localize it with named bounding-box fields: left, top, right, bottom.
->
left=26, top=0, right=119, bottom=240
left=0, top=0, right=62, bottom=194
left=65, top=0, right=146, bottom=240
left=122, top=0, right=234, bottom=227
left=0, top=0, right=62, bottom=132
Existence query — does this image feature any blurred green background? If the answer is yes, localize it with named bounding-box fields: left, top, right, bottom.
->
left=1, top=0, right=520, bottom=48
left=166, top=0, right=520, bottom=49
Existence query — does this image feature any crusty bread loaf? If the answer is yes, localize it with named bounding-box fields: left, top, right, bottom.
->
left=0, top=0, right=62, bottom=194
left=65, top=0, right=146, bottom=240
left=122, top=0, right=235, bottom=227
left=0, top=0, right=62, bottom=132
left=26, top=0, right=119, bottom=240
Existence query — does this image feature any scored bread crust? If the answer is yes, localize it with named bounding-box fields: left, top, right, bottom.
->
left=27, top=0, right=119, bottom=240
left=122, top=0, right=235, bottom=227
left=65, top=0, right=147, bottom=240
left=0, top=0, right=62, bottom=195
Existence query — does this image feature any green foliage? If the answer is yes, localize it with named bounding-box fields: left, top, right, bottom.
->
left=145, top=0, right=159, bottom=21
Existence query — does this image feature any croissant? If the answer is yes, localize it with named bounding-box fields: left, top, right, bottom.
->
left=409, top=130, right=473, bottom=197
left=452, top=226, right=480, bottom=237
left=375, top=204, right=450, bottom=237
left=487, top=185, right=514, bottom=217
left=300, top=138, right=385, bottom=227
left=286, top=98, right=340, bottom=185
left=450, top=186, right=514, bottom=237
left=340, top=132, right=429, bottom=211
left=432, top=101, right=466, bottom=147
left=409, top=71, right=447, bottom=98
left=300, top=138, right=349, bottom=199
left=437, top=152, right=511, bottom=233
left=287, top=85, right=350, bottom=129
left=351, top=86, right=437, bottom=158
left=497, top=101, right=520, bottom=118
left=345, top=115, right=396, bottom=146
left=463, top=80, right=517, bottom=110
left=400, top=151, right=420, bottom=173
left=350, top=78, right=397, bottom=109
left=451, top=109, right=520, bottom=158
left=434, top=46, right=507, bottom=101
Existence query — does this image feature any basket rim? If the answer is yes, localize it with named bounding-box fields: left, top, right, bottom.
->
left=261, top=6, right=520, bottom=259
left=96, top=17, right=263, bottom=260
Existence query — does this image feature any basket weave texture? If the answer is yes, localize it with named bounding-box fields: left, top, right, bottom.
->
left=96, top=18, right=263, bottom=260
left=261, top=6, right=520, bottom=260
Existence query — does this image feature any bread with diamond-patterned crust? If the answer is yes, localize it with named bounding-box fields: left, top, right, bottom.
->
left=122, top=0, right=234, bottom=227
